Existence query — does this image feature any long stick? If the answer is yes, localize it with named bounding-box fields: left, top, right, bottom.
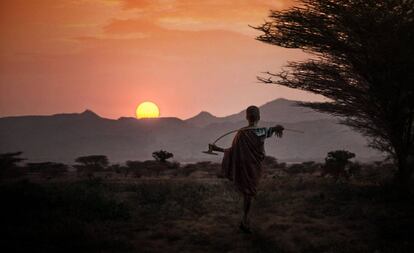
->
left=284, top=128, right=305, bottom=134
left=211, top=129, right=244, bottom=144
left=212, top=127, right=304, bottom=144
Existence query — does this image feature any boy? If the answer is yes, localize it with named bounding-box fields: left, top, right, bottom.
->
left=210, top=105, right=284, bottom=233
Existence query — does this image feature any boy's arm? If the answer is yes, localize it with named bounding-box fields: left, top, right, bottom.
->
left=267, top=125, right=284, bottom=138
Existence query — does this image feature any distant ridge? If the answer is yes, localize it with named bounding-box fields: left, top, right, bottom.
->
left=186, top=111, right=221, bottom=127
left=185, top=98, right=332, bottom=127
left=0, top=98, right=381, bottom=163
left=79, top=109, right=101, bottom=118
left=48, top=109, right=103, bottom=120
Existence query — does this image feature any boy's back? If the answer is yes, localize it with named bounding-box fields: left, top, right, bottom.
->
left=222, top=126, right=278, bottom=196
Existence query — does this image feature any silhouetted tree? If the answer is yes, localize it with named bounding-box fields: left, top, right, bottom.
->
left=322, top=150, right=355, bottom=180
left=326, top=150, right=356, bottom=166
left=152, top=150, right=173, bottom=163
left=74, top=155, right=109, bottom=179
left=255, top=0, right=414, bottom=185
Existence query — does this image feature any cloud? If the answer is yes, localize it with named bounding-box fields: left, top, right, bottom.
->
left=0, top=0, right=316, bottom=120
left=0, top=0, right=121, bottom=62
left=115, top=0, right=295, bottom=34
left=104, top=18, right=165, bottom=35
left=121, top=0, right=154, bottom=9
left=120, top=0, right=293, bottom=11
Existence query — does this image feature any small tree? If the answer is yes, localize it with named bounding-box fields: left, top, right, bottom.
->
left=255, top=0, right=414, bottom=186
left=322, top=150, right=356, bottom=180
left=152, top=150, right=173, bottom=163
left=74, top=155, right=109, bottom=179
left=125, top=160, right=144, bottom=177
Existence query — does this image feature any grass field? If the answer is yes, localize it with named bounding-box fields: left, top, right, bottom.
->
left=1, top=162, right=414, bottom=253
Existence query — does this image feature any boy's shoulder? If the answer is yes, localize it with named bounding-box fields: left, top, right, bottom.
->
left=241, top=127, right=268, bottom=137
left=253, top=127, right=267, bottom=134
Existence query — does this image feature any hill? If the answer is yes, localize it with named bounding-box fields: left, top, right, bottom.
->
left=0, top=99, right=381, bottom=163
left=221, top=98, right=332, bottom=124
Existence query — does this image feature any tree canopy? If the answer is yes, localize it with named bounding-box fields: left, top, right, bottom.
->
left=152, top=150, right=174, bottom=163
left=255, top=0, right=414, bottom=183
left=74, top=155, right=109, bottom=170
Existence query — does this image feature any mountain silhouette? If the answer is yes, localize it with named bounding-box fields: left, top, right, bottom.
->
left=80, top=109, right=101, bottom=118
left=186, top=111, right=221, bottom=127
left=0, top=99, right=381, bottom=163
left=186, top=99, right=332, bottom=128
left=223, top=98, right=332, bottom=124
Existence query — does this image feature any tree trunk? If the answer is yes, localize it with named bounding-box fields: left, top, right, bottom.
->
left=396, top=155, right=412, bottom=192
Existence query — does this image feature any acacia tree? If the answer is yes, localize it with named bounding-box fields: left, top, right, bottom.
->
left=74, top=155, right=109, bottom=170
left=74, top=155, right=109, bottom=178
left=255, top=0, right=414, bottom=185
left=152, top=150, right=173, bottom=163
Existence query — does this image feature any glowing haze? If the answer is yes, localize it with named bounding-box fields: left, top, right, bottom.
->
left=0, top=0, right=323, bottom=119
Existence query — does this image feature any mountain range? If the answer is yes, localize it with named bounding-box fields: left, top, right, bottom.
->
left=0, top=99, right=382, bottom=163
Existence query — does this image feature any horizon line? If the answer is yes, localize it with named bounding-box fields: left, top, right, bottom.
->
left=0, top=97, right=311, bottom=120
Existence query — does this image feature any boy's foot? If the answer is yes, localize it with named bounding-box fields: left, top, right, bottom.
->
left=239, top=222, right=252, bottom=234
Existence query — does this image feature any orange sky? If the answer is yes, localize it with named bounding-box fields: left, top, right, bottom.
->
left=0, top=0, right=324, bottom=119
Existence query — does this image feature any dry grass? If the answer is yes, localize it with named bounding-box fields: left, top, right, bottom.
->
left=1, top=163, right=414, bottom=253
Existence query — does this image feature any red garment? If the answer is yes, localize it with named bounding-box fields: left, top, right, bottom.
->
left=221, top=128, right=266, bottom=196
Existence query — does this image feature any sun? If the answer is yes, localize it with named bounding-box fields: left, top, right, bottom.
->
left=136, top=101, right=160, bottom=119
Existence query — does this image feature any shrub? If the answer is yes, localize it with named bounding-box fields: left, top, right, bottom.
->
left=27, top=162, right=68, bottom=180
left=107, top=163, right=124, bottom=174
left=125, top=160, right=145, bottom=177
left=124, top=160, right=172, bottom=177
left=347, top=162, right=362, bottom=178
left=0, top=152, right=26, bottom=179
left=358, top=162, right=396, bottom=184
left=322, top=150, right=356, bottom=180
left=167, top=161, right=180, bottom=169
left=74, top=155, right=109, bottom=179
left=286, top=161, right=321, bottom=174
left=179, top=164, right=199, bottom=177
left=262, top=156, right=286, bottom=169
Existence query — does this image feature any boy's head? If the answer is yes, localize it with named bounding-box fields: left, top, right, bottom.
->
left=246, top=106, right=260, bottom=123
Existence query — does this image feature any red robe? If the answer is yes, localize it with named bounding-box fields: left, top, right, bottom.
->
left=221, top=128, right=266, bottom=196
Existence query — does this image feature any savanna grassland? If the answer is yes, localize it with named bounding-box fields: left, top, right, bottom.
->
left=1, top=159, right=414, bottom=253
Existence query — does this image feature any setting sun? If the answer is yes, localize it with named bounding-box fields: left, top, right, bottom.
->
left=136, top=101, right=160, bottom=119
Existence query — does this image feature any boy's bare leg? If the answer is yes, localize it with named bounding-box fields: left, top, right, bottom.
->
left=242, top=194, right=252, bottom=226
